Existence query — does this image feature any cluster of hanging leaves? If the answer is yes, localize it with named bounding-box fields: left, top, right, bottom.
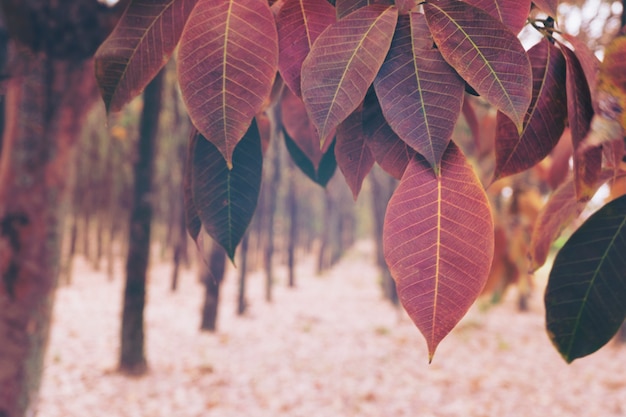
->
left=94, top=0, right=626, bottom=363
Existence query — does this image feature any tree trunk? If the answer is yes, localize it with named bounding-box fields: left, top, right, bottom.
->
left=370, top=168, right=398, bottom=305
left=200, top=244, right=227, bottom=331
left=286, top=159, right=297, bottom=288
left=264, top=137, right=281, bottom=302
left=0, top=52, right=98, bottom=417
left=119, top=70, right=164, bottom=375
left=237, top=232, right=249, bottom=315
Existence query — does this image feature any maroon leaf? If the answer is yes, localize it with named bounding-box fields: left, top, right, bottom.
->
left=383, top=142, right=494, bottom=360
left=424, top=0, right=532, bottom=132
left=362, top=92, right=416, bottom=179
left=177, top=0, right=278, bottom=167
left=561, top=43, right=602, bottom=201
left=301, top=4, right=398, bottom=145
left=560, top=33, right=600, bottom=106
left=494, top=39, right=567, bottom=180
left=532, top=0, right=558, bottom=17
left=191, top=120, right=263, bottom=261
left=281, top=87, right=330, bottom=169
left=95, top=0, right=197, bottom=112
left=529, top=170, right=614, bottom=271
left=276, top=0, right=336, bottom=97
left=335, top=0, right=392, bottom=19
left=463, top=0, right=531, bottom=34
left=335, top=104, right=375, bottom=199
left=374, top=12, right=464, bottom=172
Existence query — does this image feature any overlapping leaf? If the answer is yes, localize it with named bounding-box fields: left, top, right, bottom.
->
left=383, top=142, right=494, bottom=360
left=301, top=4, right=398, bottom=145
left=281, top=87, right=331, bottom=169
left=532, top=0, right=558, bottom=17
left=561, top=43, right=602, bottom=201
left=374, top=13, right=464, bottom=172
left=546, top=194, right=626, bottom=363
left=464, top=0, right=530, bottom=34
left=276, top=0, right=336, bottom=97
left=178, top=0, right=278, bottom=166
left=190, top=120, right=263, bottom=261
left=335, top=0, right=393, bottom=19
left=95, top=0, right=197, bottom=112
left=335, top=104, right=375, bottom=198
left=285, top=132, right=337, bottom=186
left=494, top=39, right=567, bottom=180
left=362, top=92, right=416, bottom=179
left=423, top=0, right=532, bottom=132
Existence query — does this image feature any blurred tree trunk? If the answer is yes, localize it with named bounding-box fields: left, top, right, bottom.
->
left=286, top=159, right=298, bottom=287
left=0, top=49, right=99, bottom=417
left=201, top=243, right=227, bottom=331
left=119, top=69, right=164, bottom=375
left=237, top=232, right=249, bottom=315
left=264, top=137, right=281, bottom=302
left=370, top=167, right=398, bottom=305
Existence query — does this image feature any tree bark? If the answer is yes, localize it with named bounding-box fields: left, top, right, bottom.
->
left=286, top=159, right=298, bottom=288
left=119, top=70, right=164, bottom=375
left=0, top=52, right=98, bottom=417
left=264, top=136, right=281, bottom=302
left=200, top=244, right=227, bottom=331
left=237, top=232, right=249, bottom=315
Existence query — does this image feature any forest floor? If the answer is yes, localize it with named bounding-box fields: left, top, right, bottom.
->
left=37, top=241, right=626, bottom=417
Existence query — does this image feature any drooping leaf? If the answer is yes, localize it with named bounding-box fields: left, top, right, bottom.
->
left=281, top=87, right=330, bottom=169
left=284, top=131, right=337, bottom=186
left=561, top=43, right=602, bottom=201
left=423, top=0, right=532, bottom=132
left=177, top=0, right=278, bottom=166
left=95, top=0, right=197, bottom=112
left=494, top=39, right=567, bottom=180
left=374, top=12, right=464, bottom=172
left=335, top=0, right=392, bottom=19
left=463, top=0, right=530, bottom=34
left=559, top=33, right=600, bottom=105
left=184, top=131, right=203, bottom=242
left=191, top=119, right=263, bottom=261
left=276, top=0, right=336, bottom=97
left=335, top=104, right=375, bottom=198
left=532, top=0, right=558, bottom=18
left=301, top=4, right=398, bottom=145
left=383, top=142, right=494, bottom=360
left=545, top=194, right=626, bottom=363
left=362, top=91, right=416, bottom=179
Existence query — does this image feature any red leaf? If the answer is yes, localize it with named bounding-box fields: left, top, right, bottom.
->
left=530, top=168, right=616, bottom=271
left=336, top=0, right=393, bottom=19
left=281, top=87, right=330, bottom=169
left=383, top=142, right=494, bottom=360
left=177, top=0, right=278, bottom=167
left=276, top=0, right=336, bottom=97
left=423, top=0, right=532, bottom=132
left=95, top=0, right=197, bottom=112
left=463, top=0, right=531, bottom=34
left=532, top=0, right=558, bottom=17
left=362, top=92, right=416, bottom=179
left=494, top=39, right=567, bottom=180
left=301, top=4, right=398, bottom=145
left=561, top=43, right=602, bottom=201
left=335, top=104, right=375, bottom=199
left=559, top=33, right=600, bottom=105
left=374, top=12, right=464, bottom=172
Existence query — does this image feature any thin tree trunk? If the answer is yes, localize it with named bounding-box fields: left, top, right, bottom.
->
left=119, top=69, right=164, bottom=375
left=370, top=168, right=398, bottom=305
left=264, top=138, right=281, bottom=302
left=237, top=232, right=249, bottom=315
left=286, top=160, right=297, bottom=288
left=201, top=244, right=227, bottom=331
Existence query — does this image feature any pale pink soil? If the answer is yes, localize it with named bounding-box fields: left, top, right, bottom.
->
left=37, top=242, right=626, bottom=417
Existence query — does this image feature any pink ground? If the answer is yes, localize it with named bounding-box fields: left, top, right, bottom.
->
left=37, top=241, right=626, bottom=417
